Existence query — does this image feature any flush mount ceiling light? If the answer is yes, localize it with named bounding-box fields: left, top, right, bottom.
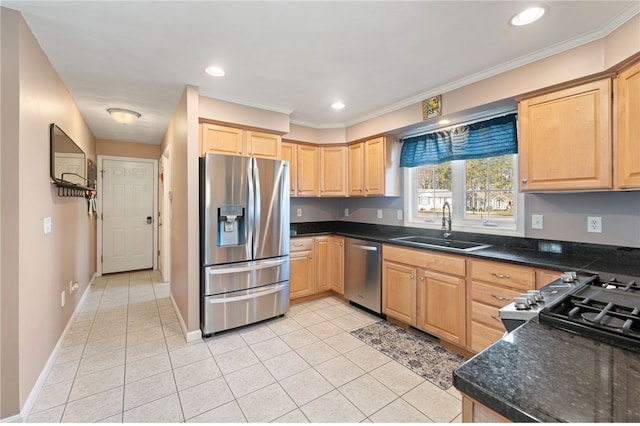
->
left=510, top=6, right=546, bottom=26
left=331, top=101, right=346, bottom=110
left=107, top=108, right=141, bottom=124
left=205, top=66, right=226, bottom=77
left=438, top=119, right=451, bottom=125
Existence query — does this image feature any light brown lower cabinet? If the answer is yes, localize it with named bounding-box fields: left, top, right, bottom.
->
left=290, top=236, right=344, bottom=300
left=417, top=270, right=466, bottom=346
left=382, top=244, right=466, bottom=345
left=462, top=395, right=510, bottom=423
left=289, top=238, right=314, bottom=299
left=329, top=236, right=345, bottom=295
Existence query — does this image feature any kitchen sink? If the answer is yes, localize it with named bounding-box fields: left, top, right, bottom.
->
left=390, top=235, right=491, bottom=252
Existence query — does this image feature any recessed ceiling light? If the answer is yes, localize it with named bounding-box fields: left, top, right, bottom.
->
left=331, top=101, right=345, bottom=110
left=439, top=119, right=451, bottom=125
left=107, top=108, right=141, bottom=124
left=510, top=6, right=546, bottom=26
left=205, top=66, right=226, bottom=77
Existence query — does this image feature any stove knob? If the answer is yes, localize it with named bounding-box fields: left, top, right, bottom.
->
left=520, top=293, right=535, bottom=306
left=527, top=290, right=543, bottom=303
left=514, top=297, right=530, bottom=310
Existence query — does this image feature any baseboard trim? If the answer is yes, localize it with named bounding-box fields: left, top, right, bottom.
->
left=7, top=274, right=95, bottom=423
left=169, top=294, right=202, bottom=342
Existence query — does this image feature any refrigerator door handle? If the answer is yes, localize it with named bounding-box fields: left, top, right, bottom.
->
left=205, top=257, right=288, bottom=275
left=246, top=159, right=254, bottom=260
left=253, top=158, right=261, bottom=260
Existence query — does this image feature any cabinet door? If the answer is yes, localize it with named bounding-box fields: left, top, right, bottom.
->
left=246, top=130, right=281, bottom=159
left=290, top=250, right=314, bottom=299
left=348, top=142, right=365, bottom=196
left=329, top=237, right=345, bottom=295
left=320, top=146, right=347, bottom=196
left=617, top=62, right=640, bottom=189
left=314, top=236, right=331, bottom=292
left=201, top=123, right=245, bottom=156
left=297, top=144, right=319, bottom=196
left=364, top=137, right=385, bottom=195
left=382, top=261, right=417, bottom=325
left=518, top=79, right=612, bottom=191
left=281, top=142, right=298, bottom=196
left=417, top=270, right=466, bottom=345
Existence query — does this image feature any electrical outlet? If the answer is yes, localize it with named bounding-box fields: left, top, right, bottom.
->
left=397, top=210, right=403, bottom=221
left=69, top=281, right=74, bottom=293
left=377, top=209, right=382, bottom=219
left=344, top=208, right=349, bottom=217
left=61, top=291, right=66, bottom=308
left=587, top=216, right=602, bottom=233
left=296, top=208, right=302, bottom=217
left=531, top=214, right=544, bottom=230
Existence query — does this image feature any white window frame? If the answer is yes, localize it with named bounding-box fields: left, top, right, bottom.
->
left=404, top=155, right=525, bottom=237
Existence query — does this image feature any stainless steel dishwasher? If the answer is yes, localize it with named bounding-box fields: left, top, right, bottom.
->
left=344, top=238, right=381, bottom=314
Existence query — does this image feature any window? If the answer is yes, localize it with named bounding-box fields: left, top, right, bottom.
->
left=405, top=154, right=523, bottom=236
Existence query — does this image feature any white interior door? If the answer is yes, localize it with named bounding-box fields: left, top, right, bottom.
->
left=102, top=158, right=155, bottom=274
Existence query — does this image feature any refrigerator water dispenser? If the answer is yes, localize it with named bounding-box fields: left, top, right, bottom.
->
left=218, top=204, right=245, bottom=246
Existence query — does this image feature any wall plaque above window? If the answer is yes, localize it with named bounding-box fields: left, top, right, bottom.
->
left=422, top=95, right=442, bottom=120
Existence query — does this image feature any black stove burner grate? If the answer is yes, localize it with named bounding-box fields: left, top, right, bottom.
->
left=540, top=277, right=640, bottom=350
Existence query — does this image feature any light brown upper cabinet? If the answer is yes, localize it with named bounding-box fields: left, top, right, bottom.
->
left=280, top=141, right=298, bottom=196
left=348, top=136, right=401, bottom=197
left=296, top=144, right=320, bottom=196
left=617, top=61, right=640, bottom=189
left=200, top=122, right=281, bottom=159
left=319, top=146, right=347, bottom=196
left=518, top=79, right=613, bottom=191
left=200, top=123, right=244, bottom=156
left=246, top=130, right=281, bottom=159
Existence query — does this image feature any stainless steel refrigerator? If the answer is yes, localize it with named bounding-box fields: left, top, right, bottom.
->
left=200, top=153, right=290, bottom=336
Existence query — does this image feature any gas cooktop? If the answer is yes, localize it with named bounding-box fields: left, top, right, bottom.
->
left=540, top=276, right=640, bottom=350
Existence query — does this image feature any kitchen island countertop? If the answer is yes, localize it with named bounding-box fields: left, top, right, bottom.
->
left=453, top=320, right=640, bottom=422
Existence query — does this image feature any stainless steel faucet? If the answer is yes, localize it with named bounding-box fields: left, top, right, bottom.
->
left=442, top=201, right=452, bottom=239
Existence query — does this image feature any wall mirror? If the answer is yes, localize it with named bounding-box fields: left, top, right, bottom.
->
left=50, top=123, right=86, bottom=185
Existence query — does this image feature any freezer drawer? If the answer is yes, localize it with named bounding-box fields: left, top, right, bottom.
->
left=203, top=257, right=289, bottom=296
left=201, top=282, right=290, bottom=335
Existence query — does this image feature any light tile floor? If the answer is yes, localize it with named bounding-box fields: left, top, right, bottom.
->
left=28, top=271, right=463, bottom=423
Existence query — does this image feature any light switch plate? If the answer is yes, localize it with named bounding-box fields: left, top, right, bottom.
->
left=397, top=210, right=403, bottom=221
left=531, top=214, right=543, bottom=230
left=44, top=217, right=52, bottom=234
left=377, top=209, right=382, bottom=219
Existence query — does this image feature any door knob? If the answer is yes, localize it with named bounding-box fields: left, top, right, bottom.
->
left=146, top=216, right=153, bottom=224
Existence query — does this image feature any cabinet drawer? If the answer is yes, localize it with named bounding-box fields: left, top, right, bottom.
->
left=470, top=320, right=505, bottom=353
left=471, top=260, right=534, bottom=290
left=290, top=238, right=313, bottom=252
left=383, top=244, right=465, bottom=276
left=471, top=301, right=505, bottom=330
left=471, top=281, right=522, bottom=308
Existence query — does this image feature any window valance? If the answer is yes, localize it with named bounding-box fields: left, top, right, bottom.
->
left=399, top=113, right=518, bottom=167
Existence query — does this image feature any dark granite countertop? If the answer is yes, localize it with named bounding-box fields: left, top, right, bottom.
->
left=453, top=320, right=640, bottom=422
left=291, top=221, right=640, bottom=280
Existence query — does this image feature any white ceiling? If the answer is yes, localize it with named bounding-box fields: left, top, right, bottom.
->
left=4, top=1, right=639, bottom=145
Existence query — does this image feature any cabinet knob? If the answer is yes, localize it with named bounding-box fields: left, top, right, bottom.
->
left=410, top=274, right=415, bottom=279
left=419, top=276, right=424, bottom=281
left=521, top=179, right=527, bottom=184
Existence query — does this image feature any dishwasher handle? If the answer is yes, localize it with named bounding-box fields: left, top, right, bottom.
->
left=356, top=245, right=378, bottom=251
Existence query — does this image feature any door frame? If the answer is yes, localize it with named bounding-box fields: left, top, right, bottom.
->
left=97, top=155, right=159, bottom=276
left=159, top=147, right=171, bottom=282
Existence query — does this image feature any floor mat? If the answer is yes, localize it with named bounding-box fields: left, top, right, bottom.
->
left=350, top=321, right=466, bottom=390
